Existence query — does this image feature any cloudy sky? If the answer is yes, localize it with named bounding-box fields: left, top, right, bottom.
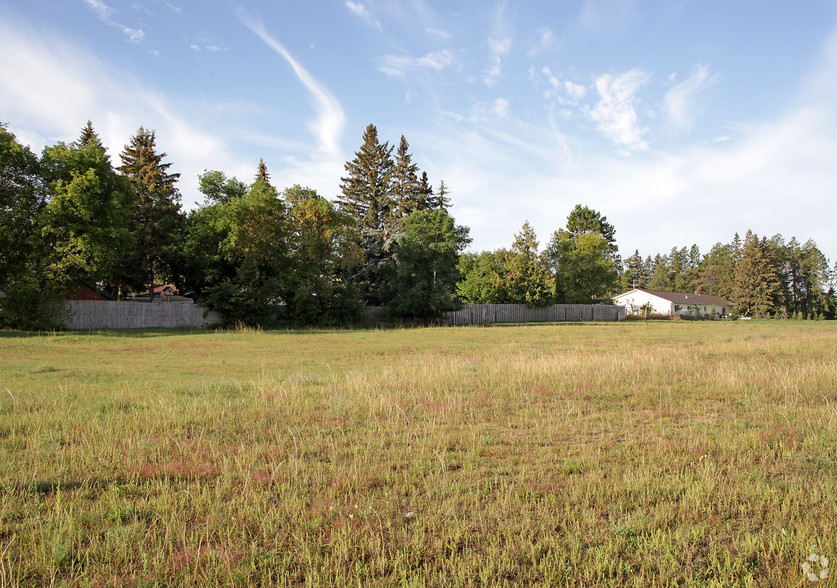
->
left=2, top=0, right=837, bottom=261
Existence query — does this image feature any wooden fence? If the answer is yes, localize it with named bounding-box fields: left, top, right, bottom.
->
left=64, top=301, right=623, bottom=330
left=444, top=304, right=624, bottom=325
left=64, top=300, right=219, bottom=330
left=364, top=304, right=625, bottom=325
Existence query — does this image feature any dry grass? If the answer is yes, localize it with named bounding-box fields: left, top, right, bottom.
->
left=1, top=321, right=835, bottom=586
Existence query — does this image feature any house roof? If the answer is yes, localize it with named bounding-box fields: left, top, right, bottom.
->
left=615, top=289, right=733, bottom=306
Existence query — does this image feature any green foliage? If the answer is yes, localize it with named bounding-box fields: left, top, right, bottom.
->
left=735, top=231, right=780, bottom=317
left=390, top=209, right=471, bottom=319
left=40, top=129, right=134, bottom=289
left=282, top=185, right=362, bottom=325
left=506, top=221, right=555, bottom=307
left=546, top=230, right=617, bottom=303
left=197, top=169, right=247, bottom=205
left=193, top=177, right=289, bottom=327
left=456, top=250, right=514, bottom=304
left=337, top=125, right=457, bottom=308
left=179, top=176, right=361, bottom=327
left=565, top=204, right=618, bottom=261
left=543, top=206, right=619, bottom=303
left=0, top=123, right=45, bottom=288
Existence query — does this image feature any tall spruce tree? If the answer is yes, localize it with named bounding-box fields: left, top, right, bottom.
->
left=338, top=124, right=395, bottom=233
left=428, top=180, right=452, bottom=210
left=118, top=127, right=182, bottom=300
left=338, top=124, right=398, bottom=305
left=621, top=250, right=647, bottom=290
left=255, top=158, right=271, bottom=185
left=734, top=231, right=780, bottom=317
left=393, top=135, right=423, bottom=217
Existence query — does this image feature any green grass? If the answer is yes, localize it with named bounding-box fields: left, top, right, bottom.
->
left=1, top=321, right=835, bottom=586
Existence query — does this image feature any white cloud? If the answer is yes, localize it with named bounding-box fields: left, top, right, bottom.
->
left=82, top=0, right=145, bottom=43
left=378, top=49, right=458, bottom=78
left=528, top=27, right=556, bottom=57
left=123, top=27, right=144, bottom=43
left=492, top=98, right=509, bottom=118
left=425, top=27, right=452, bottom=40
left=83, top=0, right=113, bottom=21
left=416, top=49, right=456, bottom=70
left=586, top=69, right=651, bottom=150
left=484, top=37, right=511, bottom=86
left=238, top=10, right=346, bottom=156
left=664, top=63, right=719, bottom=132
left=0, top=18, right=231, bottom=207
left=345, top=1, right=381, bottom=30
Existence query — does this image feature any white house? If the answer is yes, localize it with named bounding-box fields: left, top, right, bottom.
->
left=613, top=289, right=734, bottom=318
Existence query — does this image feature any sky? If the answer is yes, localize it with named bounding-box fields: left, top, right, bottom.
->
left=2, top=0, right=837, bottom=262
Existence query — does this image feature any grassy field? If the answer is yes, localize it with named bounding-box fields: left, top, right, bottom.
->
left=1, top=321, right=835, bottom=586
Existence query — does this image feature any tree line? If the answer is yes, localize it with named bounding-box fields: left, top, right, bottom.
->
left=1, top=120, right=834, bottom=328
left=0, top=122, right=468, bottom=328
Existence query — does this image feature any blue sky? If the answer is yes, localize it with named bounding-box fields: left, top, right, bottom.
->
left=2, top=0, right=837, bottom=263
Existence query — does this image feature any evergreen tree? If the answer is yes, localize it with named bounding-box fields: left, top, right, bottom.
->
left=428, top=180, right=452, bottom=210
left=78, top=120, right=103, bottom=148
left=564, top=204, right=618, bottom=262
left=647, top=253, right=672, bottom=291
left=391, top=209, right=470, bottom=319
left=338, top=124, right=395, bottom=233
left=545, top=205, right=619, bottom=303
left=338, top=124, right=398, bottom=305
left=734, top=231, right=780, bottom=317
left=506, top=221, right=555, bottom=306
left=118, top=127, right=183, bottom=300
left=621, top=250, right=647, bottom=290
left=418, top=172, right=433, bottom=209
left=255, top=158, right=271, bottom=185
left=393, top=136, right=423, bottom=216
left=697, top=242, right=736, bottom=300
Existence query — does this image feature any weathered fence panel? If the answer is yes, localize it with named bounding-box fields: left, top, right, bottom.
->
left=64, top=300, right=219, bottom=330
left=443, top=304, right=621, bottom=325
left=362, top=304, right=623, bottom=326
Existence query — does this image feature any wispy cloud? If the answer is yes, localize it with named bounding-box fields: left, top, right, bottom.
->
left=156, top=0, right=181, bottom=15
left=528, top=27, right=557, bottom=57
left=483, top=0, right=511, bottom=87
left=82, top=0, right=145, bottom=43
left=378, top=49, right=458, bottom=78
left=0, top=17, right=234, bottom=206
left=576, top=0, right=637, bottom=36
left=664, top=64, right=720, bottom=133
left=83, top=0, right=112, bottom=21
left=425, top=27, right=451, bottom=40
left=540, top=66, right=587, bottom=105
left=237, top=9, right=345, bottom=156
left=345, top=1, right=381, bottom=30
left=484, top=37, right=511, bottom=87
left=586, top=69, right=651, bottom=150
